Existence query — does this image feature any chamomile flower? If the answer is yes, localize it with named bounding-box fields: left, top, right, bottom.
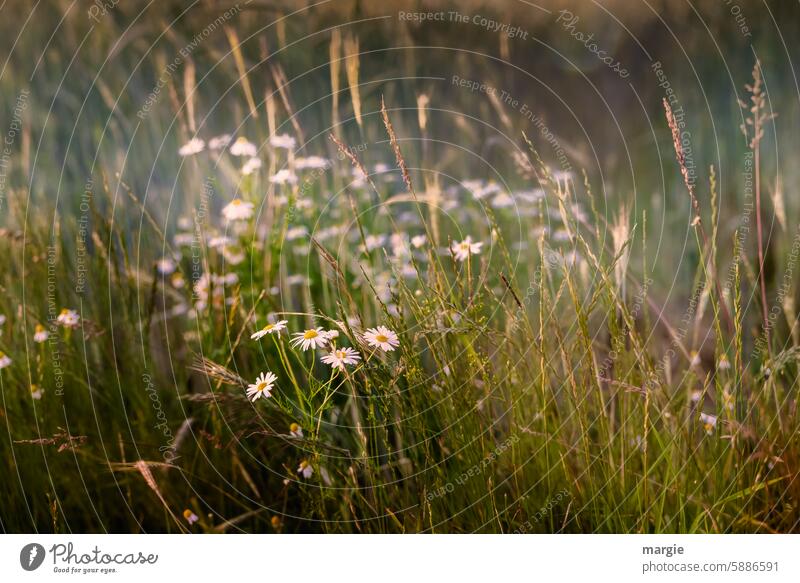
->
left=0, top=352, right=11, bottom=368
left=30, top=384, right=43, bottom=400
left=690, top=350, right=701, bottom=367
left=251, top=320, right=288, bottom=340
left=718, top=354, right=731, bottom=371
left=208, top=134, right=232, bottom=150
left=241, top=157, right=262, bottom=175
left=295, top=156, right=330, bottom=170
left=363, top=326, right=400, bottom=352
left=323, top=330, right=339, bottom=341
left=700, top=412, right=717, bottom=435
left=451, top=236, right=483, bottom=262
left=290, top=328, right=329, bottom=351
left=246, top=371, right=277, bottom=402
left=0, top=314, right=6, bottom=325
left=182, top=509, right=199, bottom=525
left=178, top=137, right=205, bottom=157
left=289, top=423, right=303, bottom=438
left=57, top=308, right=80, bottom=328
left=321, top=347, right=362, bottom=370
left=297, top=460, right=313, bottom=479
left=229, top=137, right=257, bottom=157
left=411, top=235, right=427, bottom=248
left=270, top=133, right=296, bottom=149
left=33, top=324, right=49, bottom=343
left=222, top=199, right=254, bottom=221
left=270, top=169, right=298, bottom=185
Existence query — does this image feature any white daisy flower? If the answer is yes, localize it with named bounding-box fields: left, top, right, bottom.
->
left=290, top=328, right=329, bottom=351
left=295, top=156, right=329, bottom=170
left=270, top=169, right=298, bottom=185
left=229, top=137, right=257, bottom=157
left=251, top=320, right=288, bottom=340
left=451, top=236, right=483, bottom=262
left=491, top=192, right=514, bottom=208
left=323, top=330, right=339, bottom=341
left=174, top=233, right=195, bottom=247
left=321, top=346, right=362, bottom=370
left=0, top=314, right=6, bottom=325
left=30, top=384, right=43, bottom=400
left=208, top=235, right=233, bottom=249
left=178, top=137, right=205, bottom=157
left=0, top=352, right=11, bottom=369
left=246, top=371, right=277, bottom=402
left=363, top=326, right=400, bottom=352
left=241, top=157, right=262, bottom=175
left=289, top=423, right=303, bottom=438
left=700, top=412, right=717, bottom=435
left=183, top=509, right=199, bottom=524
left=718, top=354, right=731, bottom=370
left=411, top=235, right=427, bottom=248
left=690, top=350, right=702, bottom=367
left=222, top=247, right=245, bottom=265
left=156, top=257, right=176, bottom=275
left=33, top=324, right=49, bottom=343
left=222, top=199, right=254, bottom=221
left=57, top=308, right=80, bottom=328
left=297, top=460, right=313, bottom=479
left=364, top=234, right=386, bottom=252
left=285, top=226, right=308, bottom=241
left=270, top=134, right=296, bottom=149
left=208, top=134, right=232, bottom=150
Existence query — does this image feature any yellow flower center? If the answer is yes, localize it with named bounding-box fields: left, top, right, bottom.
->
left=375, top=334, right=388, bottom=343
left=232, top=199, right=242, bottom=206
left=263, top=324, right=274, bottom=331
left=290, top=423, right=300, bottom=432
left=35, top=324, right=45, bottom=333
left=182, top=509, right=193, bottom=519
left=303, top=330, right=319, bottom=340
left=257, top=382, right=268, bottom=392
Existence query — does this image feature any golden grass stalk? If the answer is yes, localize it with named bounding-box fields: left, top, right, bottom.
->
left=224, top=25, right=259, bottom=119
left=344, top=33, right=362, bottom=128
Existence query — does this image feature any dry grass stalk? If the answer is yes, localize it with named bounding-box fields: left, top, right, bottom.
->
left=330, top=30, right=342, bottom=136
left=381, top=96, right=414, bottom=195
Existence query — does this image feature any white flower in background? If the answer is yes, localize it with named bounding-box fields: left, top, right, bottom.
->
left=230, top=137, right=257, bottom=157
left=0, top=314, right=6, bottom=325
left=270, top=169, right=298, bottom=185
left=363, top=326, right=400, bottom=352
left=290, top=328, right=329, bottom=351
left=174, top=233, right=195, bottom=247
left=289, top=423, right=303, bottom=438
left=208, top=134, right=232, bottom=150
left=57, top=308, right=80, bottom=328
left=516, top=189, right=545, bottom=204
left=552, top=229, right=571, bottom=242
left=208, top=235, right=233, bottom=249
left=297, top=460, right=313, bottom=479
left=171, top=273, right=185, bottom=289
left=451, top=236, right=483, bottom=262
left=411, top=235, right=427, bottom=248
left=30, top=384, right=43, bottom=400
left=689, top=350, right=702, bottom=367
left=285, top=226, right=308, bottom=241
left=700, top=412, right=717, bottom=435
left=285, top=274, right=307, bottom=286
left=718, top=354, right=731, bottom=371
left=241, top=157, right=262, bottom=176
left=156, top=257, right=176, bottom=275
left=183, top=509, right=199, bottom=525
left=251, top=320, right=288, bottom=340
left=0, top=352, right=11, bottom=369
left=321, top=346, right=362, bottom=371
left=222, top=247, right=245, bottom=265
left=33, top=324, right=49, bottom=343
left=222, top=198, right=254, bottom=221
left=246, top=371, right=277, bottom=402
left=177, top=216, right=193, bottom=230
left=323, top=329, right=340, bottom=341
left=269, top=133, right=296, bottom=149
left=295, top=156, right=329, bottom=170
left=178, top=137, right=205, bottom=157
